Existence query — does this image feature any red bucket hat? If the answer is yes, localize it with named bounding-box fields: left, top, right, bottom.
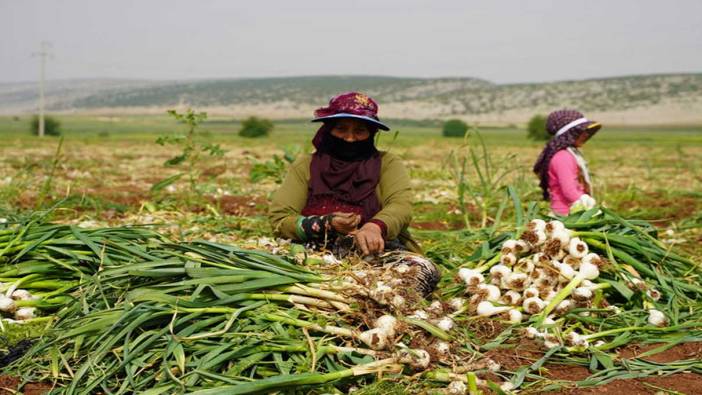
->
left=311, top=92, right=390, bottom=131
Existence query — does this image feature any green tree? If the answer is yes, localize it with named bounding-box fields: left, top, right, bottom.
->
left=30, top=115, right=61, bottom=136
left=442, top=119, right=469, bottom=137
left=527, top=114, right=549, bottom=141
left=239, top=116, right=274, bottom=138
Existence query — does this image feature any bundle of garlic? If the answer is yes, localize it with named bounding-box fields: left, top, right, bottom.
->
left=454, top=219, right=611, bottom=326
left=328, top=251, right=440, bottom=313
left=451, top=208, right=702, bottom=353
left=0, top=288, right=40, bottom=322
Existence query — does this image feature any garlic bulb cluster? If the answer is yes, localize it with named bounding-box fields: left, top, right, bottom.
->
left=335, top=252, right=440, bottom=313
left=457, top=220, right=608, bottom=323
left=0, top=288, right=39, bottom=321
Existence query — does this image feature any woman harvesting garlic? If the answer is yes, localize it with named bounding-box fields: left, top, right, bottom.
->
left=269, top=92, right=439, bottom=295
left=533, top=109, right=602, bottom=216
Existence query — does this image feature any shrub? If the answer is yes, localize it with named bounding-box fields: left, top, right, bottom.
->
left=526, top=114, right=549, bottom=141
left=239, top=116, right=273, bottom=138
left=442, top=119, right=469, bottom=137
left=30, top=115, right=61, bottom=136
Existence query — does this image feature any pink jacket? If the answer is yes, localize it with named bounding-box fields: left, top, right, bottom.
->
left=548, top=149, right=588, bottom=215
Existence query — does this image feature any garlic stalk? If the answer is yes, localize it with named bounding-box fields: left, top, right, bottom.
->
left=537, top=261, right=600, bottom=324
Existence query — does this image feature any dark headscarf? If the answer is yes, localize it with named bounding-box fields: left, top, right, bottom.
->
left=305, top=122, right=382, bottom=222
left=533, top=109, right=600, bottom=200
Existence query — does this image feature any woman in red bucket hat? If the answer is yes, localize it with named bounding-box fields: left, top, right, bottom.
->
left=533, top=109, right=602, bottom=216
left=269, top=92, right=439, bottom=296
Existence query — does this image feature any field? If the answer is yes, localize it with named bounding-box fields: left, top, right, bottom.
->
left=1, top=114, right=701, bottom=394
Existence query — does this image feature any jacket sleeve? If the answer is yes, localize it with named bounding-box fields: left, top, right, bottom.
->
left=268, top=155, right=311, bottom=240
left=372, top=152, right=413, bottom=240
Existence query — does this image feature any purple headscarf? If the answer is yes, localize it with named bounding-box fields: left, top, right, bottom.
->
left=533, top=109, right=600, bottom=200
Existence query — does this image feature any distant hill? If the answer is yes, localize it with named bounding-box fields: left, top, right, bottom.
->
left=1, top=74, right=701, bottom=125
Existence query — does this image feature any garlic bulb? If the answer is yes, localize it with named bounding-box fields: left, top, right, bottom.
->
left=410, top=310, right=429, bottom=320
left=447, top=380, right=467, bottom=395
left=432, top=341, right=451, bottom=357
left=648, top=309, right=667, bottom=327
left=523, top=297, right=545, bottom=314
left=564, top=255, right=581, bottom=269
left=581, top=252, right=602, bottom=266
left=0, top=295, right=17, bottom=313
left=501, top=290, right=522, bottom=305
left=568, top=238, right=589, bottom=258
left=545, top=220, right=565, bottom=235
left=476, top=301, right=511, bottom=317
left=543, top=334, right=561, bottom=349
left=514, top=239, right=531, bottom=255
left=523, top=287, right=539, bottom=299
left=500, top=253, right=517, bottom=266
left=427, top=300, right=445, bottom=315
left=436, top=316, right=454, bottom=332
left=10, top=289, right=33, bottom=301
left=391, top=295, right=406, bottom=309
left=506, top=272, right=529, bottom=291
left=566, top=331, right=589, bottom=348
left=555, top=299, right=574, bottom=315
left=396, top=348, right=431, bottom=370
left=577, top=261, right=600, bottom=280
left=525, top=327, right=542, bottom=339
left=646, top=288, right=662, bottom=301
left=489, top=264, right=512, bottom=285
left=458, top=268, right=484, bottom=287
left=550, top=228, right=571, bottom=248
left=507, top=309, right=523, bottom=323
left=542, top=315, right=556, bottom=325
left=14, top=307, right=36, bottom=321
left=556, top=262, right=576, bottom=282
left=477, top=284, right=501, bottom=302
left=375, top=315, right=398, bottom=337
left=359, top=328, right=389, bottom=350
left=501, top=239, right=518, bottom=255
left=528, top=219, right=546, bottom=232
left=515, top=258, right=535, bottom=275
left=572, top=287, right=593, bottom=301
left=521, top=229, right=547, bottom=246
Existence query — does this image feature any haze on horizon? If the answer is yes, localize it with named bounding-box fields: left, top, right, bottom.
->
left=1, top=0, right=701, bottom=85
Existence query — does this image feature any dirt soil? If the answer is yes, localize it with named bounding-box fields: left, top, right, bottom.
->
left=550, top=342, right=702, bottom=394
left=0, top=376, right=52, bottom=395
left=208, top=195, right=265, bottom=216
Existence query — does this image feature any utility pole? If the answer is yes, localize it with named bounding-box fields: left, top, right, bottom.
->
left=32, top=41, right=52, bottom=137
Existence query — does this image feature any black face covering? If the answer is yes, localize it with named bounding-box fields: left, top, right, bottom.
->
left=321, top=132, right=377, bottom=162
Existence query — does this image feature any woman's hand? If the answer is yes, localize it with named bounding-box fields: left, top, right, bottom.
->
left=331, top=212, right=361, bottom=234
left=353, top=222, right=385, bottom=256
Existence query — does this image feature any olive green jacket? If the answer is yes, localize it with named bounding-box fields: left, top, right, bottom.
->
left=268, top=151, right=420, bottom=252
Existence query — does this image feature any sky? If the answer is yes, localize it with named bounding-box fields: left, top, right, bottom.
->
left=1, top=0, right=701, bottom=84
